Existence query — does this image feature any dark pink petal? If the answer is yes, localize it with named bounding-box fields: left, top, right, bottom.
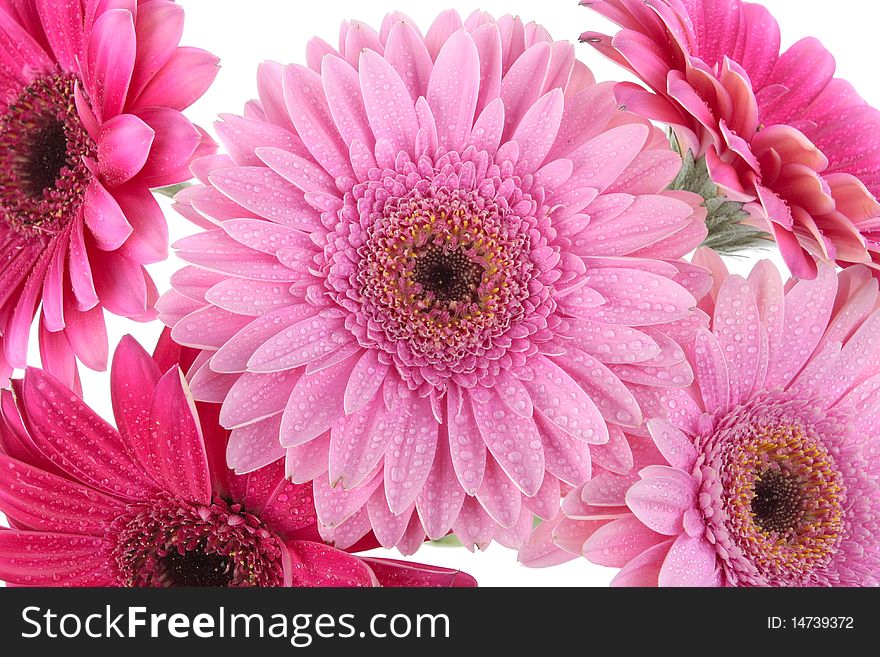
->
left=115, top=183, right=168, bottom=264
left=147, top=367, right=211, bottom=504
left=35, top=0, right=83, bottom=71
left=362, top=558, right=477, bottom=587
left=97, top=114, right=154, bottom=186
left=283, top=540, right=376, bottom=587
left=84, top=182, right=133, bottom=250
left=0, top=452, right=123, bottom=535
left=37, top=319, right=79, bottom=394
left=0, top=7, right=53, bottom=88
left=110, top=334, right=161, bottom=452
left=68, top=217, right=99, bottom=310
left=87, top=8, right=136, bottom=119
left=0, top=530, right=113, bottom=586
left=3, top=249, right=50, bottom=369
left=91, top=251, right=150, bottom=318
left=134, top=46, right=219, bottom=112
left=135, top=107, right=202, bottom=187
left=129, top=0, right=184, bottom=98
left=20, top=368, right=155, bottom=499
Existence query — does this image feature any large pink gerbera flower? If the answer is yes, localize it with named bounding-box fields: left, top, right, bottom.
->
left=522, top=251, right=880, bottom=586
left=159, top=10, right=711, bottom=552
left=582, top=0, right=880, bottom=278
left=0, top=0, right=217, bottom=388
left=0, top=331, right=475, bottom=587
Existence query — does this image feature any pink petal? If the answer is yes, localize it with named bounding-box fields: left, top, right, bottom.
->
left=87, top=8, right=135, bottom=118
left=446, top=386, right=487, bottom=494
left=281, top=358, right=357, bottom=446
left=500, top=41, right=551, bottom=139
left=427, top=29, right=480, bottom=152
left=587, top=267, right=697, bottom=326
left=582, top=514, right=667, bottom=567
left=524, top=355, right=608, bottom=444
left=384, top=20, right=432, bottom=102
left=658, top=533, right=718, bottom=587
left=97, top=114, right=154, bottom=186
left=452, top=495, right=495, bottom=552
left=469, top=388, right=544, bottom=496
left=283, top=64, right=351, bottom=180
left=367, top=490, right=412, bottom=548
left=135, top=107, right=201, bottom=187
left=557, top=347, right=643, bottom=428
left=0, top=531, right=113, bottom=586
left=329, top=394, right=393, bottom=490
left=285, top=432, right=331, bottom=485
left=647, top=418, right=697, bottom=471
left=129, top=0, right=184, bottom=98
left=610, top=539, right=673, bottom=587
left=227, top=415, right=285, bottom=474
left=383, top=396, right=439, bottom=514
left=362, top=558, right=476, bottom=587
left=134, top=46, right=219, bottom=112
left=84, top=182, right=132, bottom=250
left=35, top=0, right=83, bottom=71
left=0, top=448, right=123, bottom=536
left=626, top=471, right=696, bottom=536
left=221, top=370, right=300, bottom=429
left=416, top=431, right=466, bottom=540
left=284, top=540, right=376, bottom=587
left=20, top=368, right=155, bottom=499
left=358, top=49, right=418, bottom=157
left=148, top=367, right=211, bottom=504
left=766, top=263, right=837, bottom=388
left=476, top=456, right=522, bottom=529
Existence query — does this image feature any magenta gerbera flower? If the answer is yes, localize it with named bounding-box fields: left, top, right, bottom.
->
left=159, top=10, right=710, bottom=552
left=522, top=251, right=880, bottom=586
left=582, top=0, right=880, bottom=278
left=0, top=0, right=218, bottom=388
left=0, top=331, right=476, bottom=587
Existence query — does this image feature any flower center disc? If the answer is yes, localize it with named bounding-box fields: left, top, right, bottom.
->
left=412, top=246, right=484, bottom=304
left=709, top=417, right=847, bottom=584
left=110, top=496, right=284, bottom=588
left=158, top=547, right=234, bottom=587
left=0, top=73, right=95, bottom=233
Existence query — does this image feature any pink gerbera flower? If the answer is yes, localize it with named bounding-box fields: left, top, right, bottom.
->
left=159, top=10, right=711, bottom=552
left=0, top=331, right=476, bottom=587
left=522, top=251, right=880, bottom=586
left=582, top=0, right=880, bottom=278
left=0, top=0, right=218, bottom=388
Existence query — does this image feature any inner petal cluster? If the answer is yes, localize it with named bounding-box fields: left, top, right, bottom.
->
left=328, top=151, right=558, bottom=390
left=0, top=73, right=94, bottom=234
left=698, top=398, right=847, bottom=585
left=109, top=495, right=284, bottom=588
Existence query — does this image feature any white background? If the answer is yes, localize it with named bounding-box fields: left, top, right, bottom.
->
left=3, top=0, right=878, bottom=587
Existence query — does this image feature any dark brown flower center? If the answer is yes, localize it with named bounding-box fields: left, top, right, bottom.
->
left=751, top=469, right=801, bottom=534
left=412, top=246, right=484, bottom=303
left=109, top=495, right=284, bottom=588
left=0, top=73, right=95, bottom=233
left=158, top=546, right=234, bottom=587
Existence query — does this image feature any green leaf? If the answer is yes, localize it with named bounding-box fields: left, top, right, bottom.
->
left=154, top=182, right=193, bottom=199
left=429, top=535, right=464, bottom=548
left=668, top=150, right=771, bottom=255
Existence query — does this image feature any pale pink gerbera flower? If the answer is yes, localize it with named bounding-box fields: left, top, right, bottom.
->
left=0, top=332, right=476, bottom=587
left=159, top=10, right=710, bottom=552
left=0, top=0, right=217, bottom=388
left=582, top=0, right=880, bottom=278
left=522, top=251, right=880, bottom=586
